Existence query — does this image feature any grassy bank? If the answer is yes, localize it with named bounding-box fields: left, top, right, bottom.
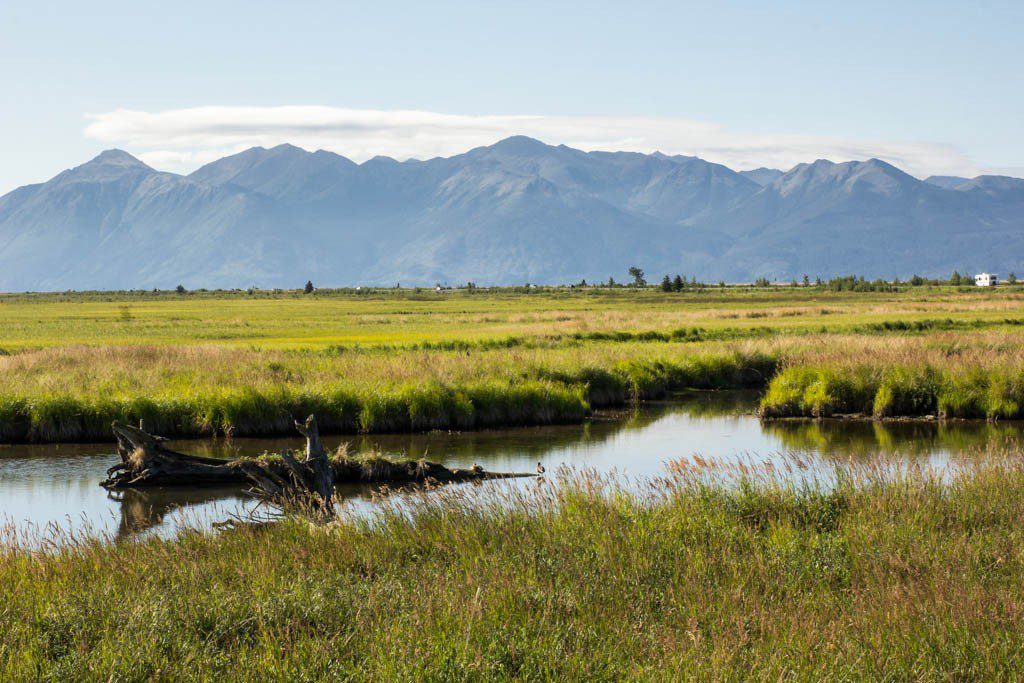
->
left=4, top=288, right=1024, bottom=441
left=760, top=362, right=1024, bottom=419
left=7, top=327, right=1024, bottom=441
left=5, top=459, right=1024, bottom=679
left=0, top=345, right=774, bottom=442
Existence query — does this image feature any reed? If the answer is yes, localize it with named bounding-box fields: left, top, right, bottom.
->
left=760, top=362, right=1024, bottom=419
left=4, top=456, right=1024, bottom=678
left=9, top=326, right=1024, bottom=439
left=0, top=344, right=775, bottom=442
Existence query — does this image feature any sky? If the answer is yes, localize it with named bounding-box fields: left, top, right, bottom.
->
left=1, top=0, right=1022, bottom=194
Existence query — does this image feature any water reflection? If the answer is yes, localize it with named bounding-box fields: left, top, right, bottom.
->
left=105, top=482, right=414, bottom=540
left=109, top=486, right=249, bottom=539
left=763, top=419, right=1024, bottom=458
left=2, top=390, right=1023, bottom=542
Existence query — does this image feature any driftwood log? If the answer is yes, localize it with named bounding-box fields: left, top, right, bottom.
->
left=101, top=417, right=532, bottom=512
left=234, top=416, right=337, bottom=518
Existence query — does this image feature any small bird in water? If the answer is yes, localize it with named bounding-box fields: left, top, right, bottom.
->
left=536, top=462, right=545, bottom=474
left=472, top=463, right=484, bottom=474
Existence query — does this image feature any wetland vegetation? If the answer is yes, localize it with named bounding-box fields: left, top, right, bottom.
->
left=4, top=284, right=1024, bottom=678
left=2, top=285, right=1024, bottom=442
left=6, top=455, right=1024, bottom=678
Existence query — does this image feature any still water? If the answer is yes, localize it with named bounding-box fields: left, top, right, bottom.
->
left=2, top=391, right=1022, bottom=542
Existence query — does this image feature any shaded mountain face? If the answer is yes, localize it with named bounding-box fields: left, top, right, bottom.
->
left=739, top=168, right=784, bottom=186
left=0, top=138, right=1021, bottom=290
left=704, top=160, right=1024, bottom=280
left=457, top=136, right=759, bottom=222
left=925, top=175, right=971, bottom=190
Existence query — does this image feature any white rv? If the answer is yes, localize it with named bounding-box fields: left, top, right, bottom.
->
left=975, top=273, right=999, bottom=287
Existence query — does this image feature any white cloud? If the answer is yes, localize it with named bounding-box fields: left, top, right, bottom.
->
left=84, top=106, right=983, bottom=178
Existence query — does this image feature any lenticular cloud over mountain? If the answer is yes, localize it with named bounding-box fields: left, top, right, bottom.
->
left=84, top=106, right=982, bottom=179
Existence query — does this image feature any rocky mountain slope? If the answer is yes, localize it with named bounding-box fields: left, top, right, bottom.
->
left=0, top=138, right=1020, bottom=290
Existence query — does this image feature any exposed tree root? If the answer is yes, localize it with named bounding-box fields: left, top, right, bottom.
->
left=101, top=417, right=533, bottom=515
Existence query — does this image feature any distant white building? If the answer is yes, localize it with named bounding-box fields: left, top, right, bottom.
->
left=975, top=273, right=999, bottom=287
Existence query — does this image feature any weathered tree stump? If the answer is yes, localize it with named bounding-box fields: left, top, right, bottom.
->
left=234, top=416, right=336, bottom=519
left=105, top=421, right=252, bottom=487
left=101, top=417, right=533, bottom=517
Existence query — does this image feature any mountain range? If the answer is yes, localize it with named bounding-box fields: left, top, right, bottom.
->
left=0, top=136, right=1021, bottom=290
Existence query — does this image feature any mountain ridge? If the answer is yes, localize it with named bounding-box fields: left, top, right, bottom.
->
left=0, top=137, right=1021, bottom=290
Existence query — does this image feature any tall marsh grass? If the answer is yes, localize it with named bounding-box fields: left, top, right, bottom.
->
left=761, top=361, right=1024, bottom=419
left=4, top=458, right=1024, bottom=678
left=0, top=344, right=775, bottom=442
left=8, top=325, right=1024, bottom=440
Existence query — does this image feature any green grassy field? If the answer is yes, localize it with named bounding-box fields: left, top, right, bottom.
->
left=5, top=457, right=1024, bottom=679
left=1, top=286, right=1024, bottom=441
left=3, top=285, right=1023, bottom=350
left=5, top=286, right=1024, bottom=678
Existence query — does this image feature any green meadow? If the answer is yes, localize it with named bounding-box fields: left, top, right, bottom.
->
left=3, top=284, right=1023, bottom=349
left=1, top=286, right=1024, bottom=441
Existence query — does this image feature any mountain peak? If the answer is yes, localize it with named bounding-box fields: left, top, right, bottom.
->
left=954, top=175, right=1024, bottom=193
left=89, top=149, right=149, bottom=167
left=56, top=149, right=154, bottom=184
left=854, top=159, right=920, bottom=186
left=489, top=135, right=552, bottom=154
left=789, top=157, right=909, bottom=179
left=862, top=158, right=902, bottom=173
left=268, top=143, right=308, bottom=155
left=773, top=157, right=920, bottom=199
left=188, top=142, right=357, bottom=197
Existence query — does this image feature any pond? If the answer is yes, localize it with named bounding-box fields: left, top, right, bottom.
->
left=2, top=391, right=1022, bottom=543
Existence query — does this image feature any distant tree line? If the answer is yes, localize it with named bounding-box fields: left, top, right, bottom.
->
left=660, top=274, right=708, bottom=292
left=98, top=268, right=1024, bottom=298
left=291, top=269, right=1022, bottom=294
left=822, top=275, right=897, bottom=292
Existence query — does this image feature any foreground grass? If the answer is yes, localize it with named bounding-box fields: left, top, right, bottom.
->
left=5, top=460, right=1024, bottom=679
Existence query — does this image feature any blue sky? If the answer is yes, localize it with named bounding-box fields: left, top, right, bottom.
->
left=1, top=0, right=1021, bottom=193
